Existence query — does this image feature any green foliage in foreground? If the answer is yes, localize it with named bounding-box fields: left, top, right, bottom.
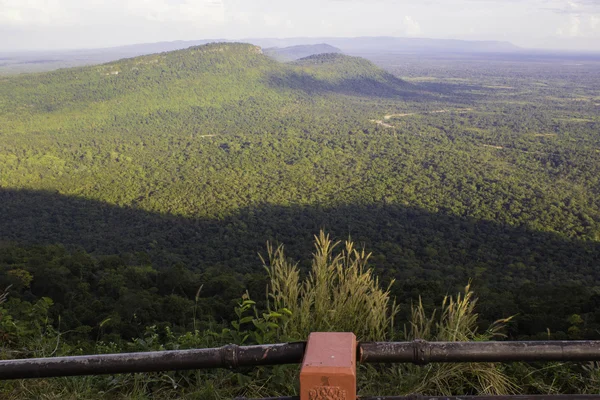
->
left=263, top=231, right=398, bottom=341
left=2, top=232, right=600, bottom=398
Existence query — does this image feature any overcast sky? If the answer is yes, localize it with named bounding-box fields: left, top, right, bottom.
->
left=1, top=0, right=600, bottom=52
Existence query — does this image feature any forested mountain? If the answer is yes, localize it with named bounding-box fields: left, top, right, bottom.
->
left=264, top=44, right=342, bottom=61
left=1, top=42, right=600, bottom=345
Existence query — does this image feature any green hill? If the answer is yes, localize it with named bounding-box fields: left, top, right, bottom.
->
left=1, top=43, right=281, bottom=132
left=288, top=53, right=409, bottom=96
left=0, top=43, right=420, bottom=219
left=0, top=44, right=412, bottom=144
left=263, top=43, right=343, bottom=61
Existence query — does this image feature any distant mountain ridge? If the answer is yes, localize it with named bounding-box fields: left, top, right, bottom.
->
left=264, top=44, right=342, bottom=61
left=93, top=36, right=522, bottom=55
left=250, top=37, right=522, bottom=54
left=1, top=36, right=523, bottom=74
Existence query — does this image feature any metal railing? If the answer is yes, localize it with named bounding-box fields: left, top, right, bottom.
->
left=2, top=340, right=600, bottom=398
left=0, top=342, right=306, bottom=380
left=236, top=397, right=600, bottom=400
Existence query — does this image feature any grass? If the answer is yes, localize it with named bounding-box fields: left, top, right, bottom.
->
left=360, top=284, right=517, bottom=396
left=403, top=285, right=516, bottom=395
left=263, top=234, right=518, bottom=396
left=263, top=230, right=398, bottom=341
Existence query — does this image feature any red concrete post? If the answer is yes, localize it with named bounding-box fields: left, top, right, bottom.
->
left=300, top=332, right=357, bottom=400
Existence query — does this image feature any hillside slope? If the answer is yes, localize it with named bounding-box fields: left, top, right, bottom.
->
left=0, top=42, right=419, bottom=217
left=0, top=44, right=410, bottom=137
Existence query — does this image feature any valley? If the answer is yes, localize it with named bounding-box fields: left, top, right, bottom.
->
left=0, top=41, right=599, bottom=397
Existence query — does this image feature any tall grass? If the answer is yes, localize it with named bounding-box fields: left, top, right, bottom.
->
left=406, top=283, right=511, bottom=342
left=362, top=283, right=517, bottom=396
left=262, top=230, right=398, bottom=341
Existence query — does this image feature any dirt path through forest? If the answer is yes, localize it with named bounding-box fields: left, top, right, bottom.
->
left=371, top=108, right=474, bottom=128
left=369, top=119, right=395, bottom=128
left=384, top=108, right=473, bottom=120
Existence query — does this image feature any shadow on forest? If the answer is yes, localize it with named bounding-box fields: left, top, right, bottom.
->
left=265, top=70, right=462, bottom=104
left=1, top=188, right=600, bottom=336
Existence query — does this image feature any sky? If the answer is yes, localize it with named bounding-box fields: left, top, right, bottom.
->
left=1, top=0, right=600, bottom=52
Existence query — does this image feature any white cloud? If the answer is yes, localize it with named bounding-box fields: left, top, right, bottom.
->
left=403, top=15, right=422, bottom=36
left=0, top=0, right=70, bottom=26
left=0, top=0, right=226, bottom=26
left=0, top=8, right=22, bottom=24
left=591, top=14, right=600, bottom=30
left=557, top=13, right=600, bottom=36
left=263, top=14, right=282, bottom=27
left=128, top=0, right=226, bottom=23
left=1, top=0, right=600, bottom=51
left=558, top=15, right=582, bottom=36
left=542, top=0, right=600, bottom=14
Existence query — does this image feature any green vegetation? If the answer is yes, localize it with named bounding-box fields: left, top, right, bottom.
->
left=2, top=234, right=600, bottom=398
left=264, top=231, right=398, bottom=341
left=1, top=42, right=600, bottom=396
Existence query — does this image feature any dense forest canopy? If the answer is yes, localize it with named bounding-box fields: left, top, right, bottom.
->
left=1, top=42, right=600, bottom=346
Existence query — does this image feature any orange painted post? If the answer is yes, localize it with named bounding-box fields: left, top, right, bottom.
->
left=300, top=332, right=357, bottom=400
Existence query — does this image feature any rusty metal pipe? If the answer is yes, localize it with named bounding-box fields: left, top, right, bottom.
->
left=0, top=342, right=305, bottom=380
left=236, top=396, right=600, bottom=400
left=360, top=397, right=600, bottom=400
left=359, top=340, right=600, bottom=365
left=4, top=340, right=600, bottom=380
left=237, top=396, right=600, bottom=400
